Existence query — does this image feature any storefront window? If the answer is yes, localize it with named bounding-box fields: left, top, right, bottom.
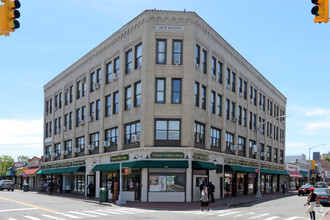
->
left=101, top=171, right=118, bottom=190
left=73, top=175, right=85, bottom=193
left=272, top=175, right=278, bottom=192
left=148, top=173, right=185, bottom=192
left=225, top=173, right=232, bottom=195
left=122, top=169, right=141, bottom=191
left=237, top=173, right=244, bottom=192
left=248, top=173, right=254, bottom=194
left=261, top=175, right=265, bottom=193
left=265, top=175, right=272, bottom=193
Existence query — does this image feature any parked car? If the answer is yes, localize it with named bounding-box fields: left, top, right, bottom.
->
left=314, top=188, right=330, bottom=205
left=298, top=184, right=314, bottom=196
left=0, top=180, right=14, bottom=191
left=315, top=182, right=328, bottom=188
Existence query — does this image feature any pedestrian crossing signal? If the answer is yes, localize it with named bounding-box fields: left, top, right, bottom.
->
left=122, top=167, right=131, bottom=175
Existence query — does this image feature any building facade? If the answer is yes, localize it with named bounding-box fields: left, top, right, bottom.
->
left=42, top=10, right=287, bottom=202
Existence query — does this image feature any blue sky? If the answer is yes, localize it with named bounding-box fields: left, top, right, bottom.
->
left=0, top=0, right=329, bottom=160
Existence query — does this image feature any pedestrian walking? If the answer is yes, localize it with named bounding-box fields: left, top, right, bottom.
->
left=87, top=182, right=95, bottom=199
left=304, top=187, right=319, bottom=220
left=208, top=182, right=215, bottom=203
left=281, top=182, right=286, bottom=195
left=200, top=186, right=210, bottom=211
left=199, top=181, right=205, bottom=192
left=43, top=181, right=48, bottom=192
left=48, top=181, right=54, bottom=195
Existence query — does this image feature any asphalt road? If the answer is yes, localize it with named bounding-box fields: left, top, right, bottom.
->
left=0, top=190, right=329, bottom=220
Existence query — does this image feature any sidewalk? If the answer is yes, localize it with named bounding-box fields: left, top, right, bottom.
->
left=31, top=190, right=297, bottom=210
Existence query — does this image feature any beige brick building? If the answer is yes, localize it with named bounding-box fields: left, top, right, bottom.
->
left=41, top=10, right=287, bottom=202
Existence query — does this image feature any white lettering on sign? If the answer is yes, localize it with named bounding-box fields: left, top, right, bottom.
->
left=156, top=25, right=184, bottom=31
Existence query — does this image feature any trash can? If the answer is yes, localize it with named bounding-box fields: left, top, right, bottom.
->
left=23, top=184, right=29, bottom=192
left=99, top=188, right=108, bottom=202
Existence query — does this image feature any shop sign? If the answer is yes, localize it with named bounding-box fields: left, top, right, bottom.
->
left=52, top=163, right=61, bottom=168
left=150, top=152, right=184, bottom=159
left=249, top=161, right=258, bottom=167
left=225, top=158, right=236, bottom=164
left=193, top=153, right=209, bottom=161
left=44, top=165, right=51, bottom=169
left=238, top=160, right=248, bottom=166
left=61, top=162, right=73, bottom=167
left=73, top=160, right=85, bottom=166
left=286, top=164, right=299, bottom=172
left=110, top=154, right=129, bottom=162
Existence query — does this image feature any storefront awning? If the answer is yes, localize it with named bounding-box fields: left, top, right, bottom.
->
left=92, top=160, right=189, bottom=171
left=23, top=168, right=40, bottom=175
left=225, top=165, right=256, bottom=173
left=192, top=161, right=217, bottom=170
left=300, top=170, right=309, bottom=177
left=261, top=168, right=290, bottom=175
left=37, top=166, right=86, bottom=175
left=92, top=163, right=120, bottom=171
left=287, top=170, right=303, bottom=178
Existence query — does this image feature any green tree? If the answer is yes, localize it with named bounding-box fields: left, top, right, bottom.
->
left=17, top=155, right=30, bottom=163
left=325, top=157, right=330, bottom=162
left=0, top=155, right=14, bottom=176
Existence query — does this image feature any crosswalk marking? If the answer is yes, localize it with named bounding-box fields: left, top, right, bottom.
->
left=83, top=210, right=108, bottom=216
left=68, top=211, right=97, bottom=217
left=98, top=210, right=121, bottom=215
left=24, top=216, right=41, bottom=220
left=264, top=217, right=280, bottom=220
left=41, top=214, right=65, bottom=220
left=284, top=217, right=306, bottom=220
left=250, top=213, right=269, bottom=219
left=57, top=213, right=83, bottom=219
left=218, top=211, right=240, bottom=216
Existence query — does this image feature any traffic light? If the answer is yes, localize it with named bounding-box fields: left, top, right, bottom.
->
left=0, top=0, right=20, bottom=36
left=122, top=167, right=131, bottom=175
left=311, top=0, right=329, bottom=23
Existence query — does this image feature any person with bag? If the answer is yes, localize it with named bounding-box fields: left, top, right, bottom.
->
left=200, top=186, right=210, bottom=211
left=304, top=187, right=319, bottom=220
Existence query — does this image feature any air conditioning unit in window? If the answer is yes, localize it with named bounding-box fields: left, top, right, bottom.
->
left=260, top=152, right=266, bottom=157
left=239, top=92, right=243, bottom=97
left=54, top=106, right=58, bottom=111
left=112, top=73, right=118, bottom=81
left=132, top=134, right=140, bottom=143
left=44, top=154, right=50, bottom=159
left=80, top=120, right=85, bottom=125
left=259, top=105, right=263, bottom=110
left=238, top=145, right=243, bottom=151
left=63, top=150, right=69, bottom=155
left=74, top=148, right=80, bottom=153
left=94, top=83, right=100, bottom=89
left=267, top=153, right=270, bottom=157
left=174, top=59, right=181, bottom=65
left=231, top=117, right=237, bottom=122
left=52, top=152, right=59, bottom=157
left=88, top=116, right=94, bottom=122
left=102, top=141, right=111, bottom=147
left=226, top=84, right=230, bottom=89
left=87, top=145, right=95, bottom=150
left=56, top=128, right=61, bottom=133
left=195, top=63, right=200, bottom=70
left=211, top=75, right=216, bottom=80
left=270, top=133, right=273, bottom=138
left=281, top=138, right=284, bottom=142
left=250, top=99, right=253, bottom=104
left=230, top=145, right=237, bottom=151
left=252, top=145, right=258, bottom=154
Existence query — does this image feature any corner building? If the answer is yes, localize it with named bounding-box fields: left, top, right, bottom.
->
left=42, top=10, right=287, bottom=202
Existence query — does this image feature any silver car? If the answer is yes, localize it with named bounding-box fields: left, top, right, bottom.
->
left=0, top=180, right=15, bottom=191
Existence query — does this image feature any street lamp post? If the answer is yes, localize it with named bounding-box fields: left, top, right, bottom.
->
left=308, top=144, right=325, bottom=185
left=256, top=115, right=288, bottom=199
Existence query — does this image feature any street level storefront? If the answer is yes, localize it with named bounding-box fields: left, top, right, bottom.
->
left=300, top=170, right=309, bottom=185
left=224, top=158, right=289, bottom=196
left=286, top=164, right=303, bottom=190
left=23, top=167, right=40, bottom=191
left=37, top=160, right=86, bottom=194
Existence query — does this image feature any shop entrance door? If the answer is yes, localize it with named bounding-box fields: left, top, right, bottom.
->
left=193, top=175, right=208, bottom=202
left=220, top=177, right=223, bottom=198
left=87, top=175, right=95, bottom=197
left=134, top=174, right=141, bottom=201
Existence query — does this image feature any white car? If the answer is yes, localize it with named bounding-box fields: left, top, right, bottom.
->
left=0, top=180, right=15, bottom=191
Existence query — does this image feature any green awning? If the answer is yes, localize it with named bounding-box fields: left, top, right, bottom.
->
left=92, top=163, right=120, bottom=171
left=64, top=166, right=85, bottom=173
left=123, top=160, right=188, bottom=168
left=261, top=168, right=289, bottom=175
left=300, top=171, right=309, bottom=177
left=192, top=161, right=218, bottom=170
left=225, top=165, right=256, bottom=173
left=37, top=168, right=66, bottom=175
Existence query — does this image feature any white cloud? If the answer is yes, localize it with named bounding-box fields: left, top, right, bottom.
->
left=305, top=121, right=330, bottom=132
left=0, top=118, right=43, bottom=159
left=286, top=142, right=308, bottom=148
left=305, top=108, right=330, bottom=117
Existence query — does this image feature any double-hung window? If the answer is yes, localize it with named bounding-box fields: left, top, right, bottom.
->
left=156, top=39, right=166, bottom=64
left=210, top=127, right=221, bottom=148
left=125, top=50, right=132, bottom=74
left=106, top=62, right=112, bottom=84
left=105, top=95, right=111, bottom=117
left=135, top=43, right=142, bottom=69
left=113, top=91, right=119, bottom=114
left=211, top=91, right=216, bottom=114
left=125, top=86, right=132, bottom=110
left=105, top=127, right=118, bottom=147
left=201, top=85, right=206, bottom=110
left=155, top=119, right=181, bottom=146
left=155, top=78, right=166, bottom=103
left=171, top=78, right=182, bottom=104
left=202, top=49, right=207, bottom=74
left=124, top=121, right=140, bottom=145
left=195, top=82, right=199, bottom=107
left=172, top=40, right=182, bottom=65
left=134, top=81, right=141, bottom=107
left=194, top=121, right=205, bottom=144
